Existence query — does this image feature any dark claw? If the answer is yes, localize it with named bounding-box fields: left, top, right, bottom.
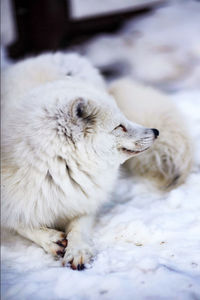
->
left=77, top=264, right=85, bottom=271
left=56, top=239, right=68, bottom=248
left=56, top=241, right=64, bottom=247
left=56, top=250, right=65, bottom=257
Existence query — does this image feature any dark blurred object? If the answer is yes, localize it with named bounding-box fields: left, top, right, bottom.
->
left=8, top=0, right=164, bottom=59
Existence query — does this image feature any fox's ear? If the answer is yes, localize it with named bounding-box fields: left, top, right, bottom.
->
left=71, top=98, right=98, bottom=125
left=71, top=98, right=87, bottom=119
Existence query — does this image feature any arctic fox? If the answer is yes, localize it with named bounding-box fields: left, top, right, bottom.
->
left=1, top=53, right=158, bottom=270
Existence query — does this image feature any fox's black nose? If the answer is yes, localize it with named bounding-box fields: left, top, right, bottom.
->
left=152, top=128, right=159, bottom=138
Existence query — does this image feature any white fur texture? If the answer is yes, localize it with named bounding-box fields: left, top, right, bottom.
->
left=109, top=78, right=193, bottom=189
left=1, top=53, right=157, bottom=269
left=1, top=52, right=106, bottom=111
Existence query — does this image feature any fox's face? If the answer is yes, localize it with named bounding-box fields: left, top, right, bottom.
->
left=64, top=98, right=158, bottom=165
left=41, top=80, right=159, bottom=168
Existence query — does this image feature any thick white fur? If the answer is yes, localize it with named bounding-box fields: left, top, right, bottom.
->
left=109, top=78, right=193, bottom=189
left=1, top=53, right=157, bottom=269
left=1, top=52, right=106, bottom=111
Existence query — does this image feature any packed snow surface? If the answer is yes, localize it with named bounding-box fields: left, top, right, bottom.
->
left=1, top=1, right=200, bottom=299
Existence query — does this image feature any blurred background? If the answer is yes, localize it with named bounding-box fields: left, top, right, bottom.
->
left=1, top=0, right=200, bottom=92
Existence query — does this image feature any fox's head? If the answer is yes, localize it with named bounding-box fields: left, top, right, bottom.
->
left=35, top=79, right=158, bottom=167
left=63, top=96, right=159, bottom=166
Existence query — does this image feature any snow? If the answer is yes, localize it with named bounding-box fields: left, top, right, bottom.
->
left=1, top=1, right=200, bottom=299
left=80, top=0, right=200, bottom=91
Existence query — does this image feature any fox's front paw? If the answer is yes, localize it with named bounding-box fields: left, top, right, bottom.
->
left=41, top=230, right=68, bottom=258
left=62, top=234, right=94, bottom=270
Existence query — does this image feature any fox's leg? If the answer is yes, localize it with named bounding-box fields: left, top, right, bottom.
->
left=63, top=214, right=95, bottom=270
left=16, top=227, right=68, bottom=257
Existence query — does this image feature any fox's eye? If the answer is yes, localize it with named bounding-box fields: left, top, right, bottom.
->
left=114, top=124, right=127, bottom=132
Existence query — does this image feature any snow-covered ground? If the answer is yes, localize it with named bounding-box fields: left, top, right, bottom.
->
left=1, top=1, right=200, bottom=299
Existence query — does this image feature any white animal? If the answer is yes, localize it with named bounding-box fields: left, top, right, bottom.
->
left=1, top=53, right=158, bottom=270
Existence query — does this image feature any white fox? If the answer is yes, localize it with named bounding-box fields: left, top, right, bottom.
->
left=1, top=53, right=158, bottom=270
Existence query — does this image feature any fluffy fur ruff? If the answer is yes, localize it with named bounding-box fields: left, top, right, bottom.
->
left=109, top=78, right=193, bottom=189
